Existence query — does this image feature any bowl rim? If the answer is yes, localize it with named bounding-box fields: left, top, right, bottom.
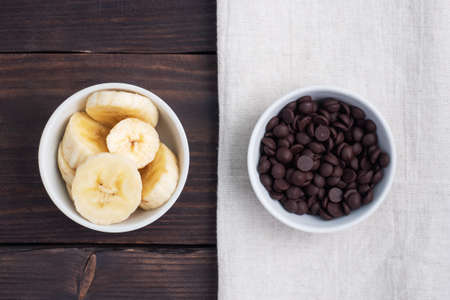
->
left=247, top=85, right=396, bottom=233
left=38, top=82, right=190, bottom=233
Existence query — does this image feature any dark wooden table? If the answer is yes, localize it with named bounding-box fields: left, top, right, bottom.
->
left=0, top=1, right=218, bottom=299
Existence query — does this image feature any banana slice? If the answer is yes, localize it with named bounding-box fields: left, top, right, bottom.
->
left=66, top=183, right=73, bottom=200
left=72, top=153, right=142, bottom=225
left=106, top=118, right=160, bottom=169
left=86, top=90, right=159, bottom=127
left=61, top=112, right=109, bottom=169
left=57, top=142, right=75, bottom=185
left=140, top=143, right=179, bottom=210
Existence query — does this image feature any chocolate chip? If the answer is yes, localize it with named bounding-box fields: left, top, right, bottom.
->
left=296, top=201, right=308, bottom=215
left=351, top=106, right=366, bottom=119
left=342, top=168, right=356, bottom=183
left=276, top=147, right=293, bottom=164
left=271, top=163, right=286, bottom=179
left=296, top=132, right=311, bottom=145
left=350, top=157, right=359, bottom=170
left=287, top=134, right=295, bottom=145
left=287, top=101, right=297, bottom=111
left=347, top=192, right=361, bottom=209
left=281, top=108, right=295, bottom=123
left=362, top=190, right=374, bottom=204
left=307, top=123, right=315, bottom=137
left=278, top=139, right=290, bottom=148
left=335, top=132, right=345, bottom=145
left=307, top=195, right=316, bottom=207
left=352, top=142, right=363, bottom=156
left=290, top=170, right=307, bottom=186
left=308, top=142, right=326, bottom=153
left=321, top=196, right=329, bottom=209
left=290, top=144, right=304, bottom=155
left=340, top=102, right=350, bottom=115
left=357, top=170, right=373, bottom=184
left=274, top=179, right=289, bottom=191
left=339, top=114, right=351, bottom=127
left=302, top=149, right=314, bottom=158
left=313, top=174, right=325, bottom=188
left=286, top=186, right=303, bottom=199
left=323, top=153, right=339, bottom=166
left=283, top=200, right=298, bottom=213
left=370, top=148, right=381, bottom=164
left=327, top=202, right=344, bottom=217
left=263, top=146, right=276, bottom=156
left=336, top=143, right=347, bottom=156
left=312, top=159, right=321, bottom=171
left=319, top=163, right=334, bottom=177
left=364, top=119, right=377, bottom=132
left=270, top=191, right=284, bottom=200
left=305, top=184, right=319, bottom=196
left=315, top=125, right=330, bottom=142
left=319, top=209, right=333, bottom=220
left=310, top=202, right=320, bottom=215
left=332, top=166, right=343, bottom=177
left=360, top=157, right=372, bottom=170
left=372, top=169, right=383, bottom=184
left=296, top=155, right=313, bottom=172
left=258, top=159, right=271, bottom=173
left=352, top=127, right=364, bottom=141
left=336, top=180, right=347, bottom=189
left=298, top=101, right=314, bottom=114
left=378, top=152, right=390, bottom=167
left=262, top=137, right=276, bottom=149
left=318, top=188, right=326, bottom=199
left=358, top=184, right=370, bottom=194
left=297, top=95, right=312, bottom=104
left=314, top=115, right=329, bottom=126
left=260, top=174, right=272, bottom=187
left=322, top=98, right=340, bottom=112
left=326, top=176, right=340, bottom=187
left=333, top=121, right=348, bottom=131
left=341, top=145, right=353, bottom=161
left=328, top=187, right=343, bottom=203
left=297, top=116, right=312, bottom=131
left=273, top=124, right=290, bottom=138
left=342, top=202, right=351, bottom=215
left=266, top=116, right=280, bottom=131
left=362, top=133, right=377, bottom=146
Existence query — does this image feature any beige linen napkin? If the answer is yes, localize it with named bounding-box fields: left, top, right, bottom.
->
left=217, top=0, right=450, bottom=299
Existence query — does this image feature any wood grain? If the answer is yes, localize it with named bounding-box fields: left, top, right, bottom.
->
left=0, top=0, right=216, bottom=53
left=0, top=247, right=217, bottom=299
left=0, top=54, right=217, bottom=244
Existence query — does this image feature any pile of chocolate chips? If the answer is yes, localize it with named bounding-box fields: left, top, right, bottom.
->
left=258, top=96, right=390, bottom=220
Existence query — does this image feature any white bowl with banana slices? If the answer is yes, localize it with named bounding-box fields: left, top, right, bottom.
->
left=39, top=83, right=189, bottom=232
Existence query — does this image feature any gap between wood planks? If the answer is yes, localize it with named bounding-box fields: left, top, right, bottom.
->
left=0, top=50, right=217, bottom=55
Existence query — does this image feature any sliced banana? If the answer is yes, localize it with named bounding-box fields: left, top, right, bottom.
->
left=72, top=153, right=142, bottom=225
left=61, top=112, right=109, bottom=169
left=66, top=183, right=73, bottom=200
left=57, top=142, right=75, bottom=185
left=86, top=90, right=159, bottom=127
left=106, top=118, right=160, bottom=169
left=140, top=143, right=179, bottom=210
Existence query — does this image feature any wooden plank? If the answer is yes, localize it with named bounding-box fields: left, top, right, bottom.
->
left=0, top=247, right=217, bottom=299
left=0, top=54, right=217, bottom=244
left=0, top=0, right=216, bottom=53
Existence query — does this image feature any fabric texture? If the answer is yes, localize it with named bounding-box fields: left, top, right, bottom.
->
left=217, top=0, right=450, bottom=299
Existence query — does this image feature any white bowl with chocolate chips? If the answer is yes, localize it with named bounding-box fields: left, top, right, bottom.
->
left=248, top=86, right=396, bottom=233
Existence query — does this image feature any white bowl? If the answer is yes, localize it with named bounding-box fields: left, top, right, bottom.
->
left=248, top=86, right=396, bottom=233
left=39, top=83, right=189, bottom=233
